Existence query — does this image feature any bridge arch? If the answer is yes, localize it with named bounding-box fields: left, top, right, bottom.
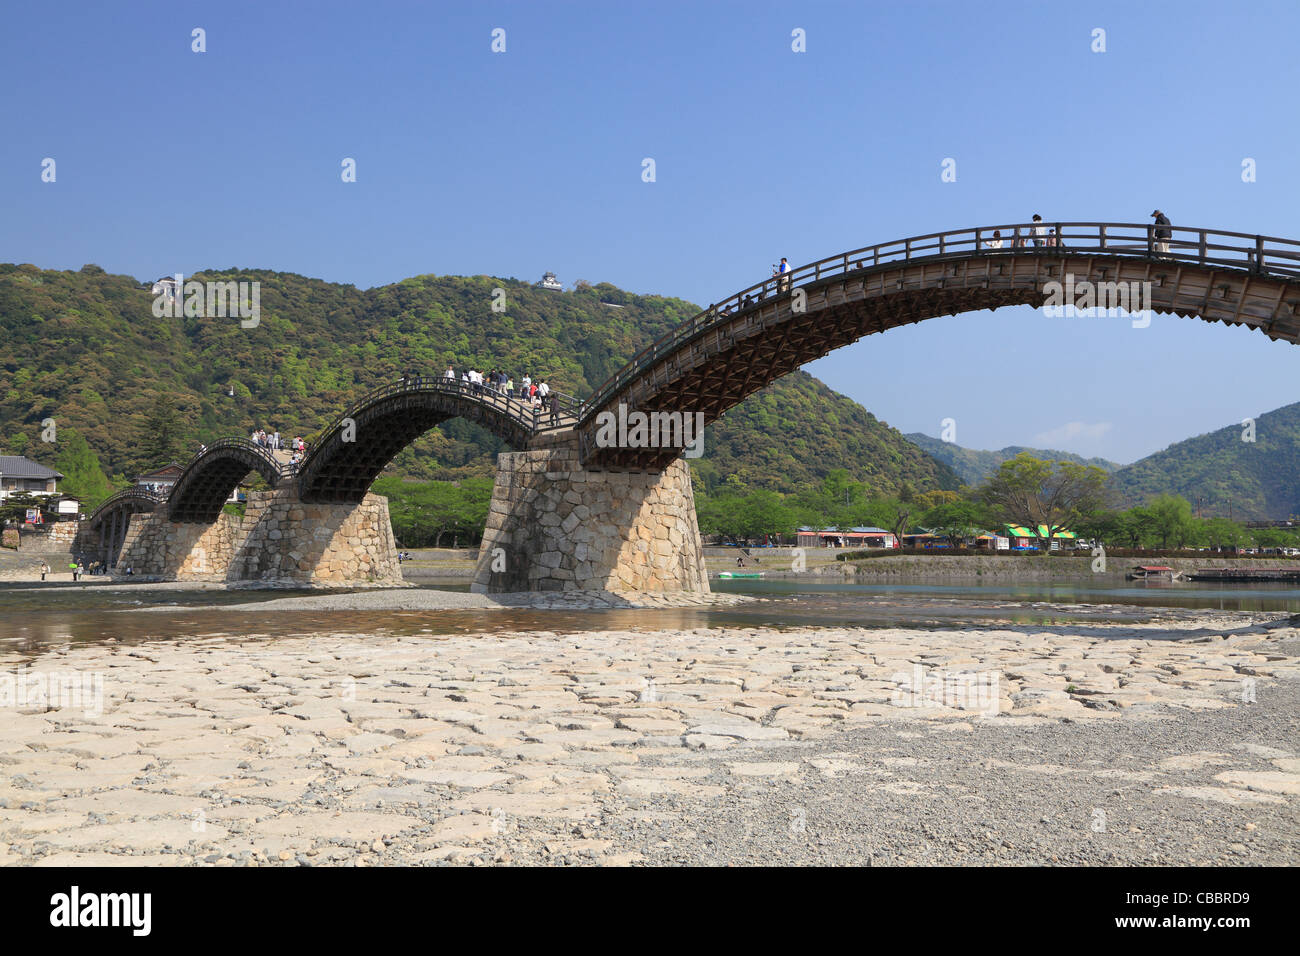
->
left=82, top=488, right=166, bottom=566
left=168, top=439, right=285, bottom=523
left=296, top=379, right=574, bottom=503
left=576, top=221, right=1300, bottom=469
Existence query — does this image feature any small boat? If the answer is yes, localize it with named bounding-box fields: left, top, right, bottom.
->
left=1126, top=565, right=1181, bottom=581
left=717, top=571, right=763, bottom=579
left=1187, top=567, right=1300, bottom=583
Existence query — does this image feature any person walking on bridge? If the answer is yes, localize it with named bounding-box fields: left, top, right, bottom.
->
left=775, top=257, right=791, bottom=292
left=1152, top=210, right=1172, bottom=257
left=1031, top=214, right=1046, bottom=248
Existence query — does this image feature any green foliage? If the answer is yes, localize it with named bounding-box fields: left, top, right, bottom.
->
left=53, top=427, right=111, bottom=508
left=1110, top=402, right=1300, bottom=520
left=696, top=373, right=961, bottom=494
left=1144, top=494, right=1197, bottom=549
left=373, top=476, right=493, bottom=547
left=922, top=499, right=987, bottom=547
left=0, top=492, right=43, bottom=526
left=697, top=473, right=983, bottom=542
left=134, top=395, right=188, bottom=472
left=1071, top=494, right=1298, bottom=552
left=0, top=263, right=961, bottom=497
left=979, top=453, right=1110, bottom=550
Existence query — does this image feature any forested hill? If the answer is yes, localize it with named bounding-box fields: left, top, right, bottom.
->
left=904, top=432, right=1121, bottom=486
left=1108, top=402, right=1300, bottom=520
left=0, top=262, right=958, bottom=496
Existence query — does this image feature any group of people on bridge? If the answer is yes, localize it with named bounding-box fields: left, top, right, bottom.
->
left=758, top=211, right=1179, bottom=311
left=250, top=428, right=309, bottom=469
left=393, top=366, right=564, bottom=423
left=982, top=210, right=1173, bottom=253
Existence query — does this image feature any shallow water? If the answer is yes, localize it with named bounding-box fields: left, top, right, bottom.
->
left=0, top=577, right=1296, bottom=658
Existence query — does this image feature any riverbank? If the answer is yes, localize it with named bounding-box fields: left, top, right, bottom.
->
left=752, top=554, right=1300, bottom=582
left=2, top=613, right=1297, bottom=866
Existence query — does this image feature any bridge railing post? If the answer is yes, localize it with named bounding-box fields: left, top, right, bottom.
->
left=1254, top=235, right=1265, bottom=273
left=1198, top=231, right=1207, bottom=263
left=1098, top=224, right=1106, bottom=250
left=1146, top=224, right=1155, bottom=257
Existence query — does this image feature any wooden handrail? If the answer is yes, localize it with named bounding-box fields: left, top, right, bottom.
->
left=579, top=221, right=1300, bottom=420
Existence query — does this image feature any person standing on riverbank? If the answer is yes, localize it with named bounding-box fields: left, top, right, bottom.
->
left=40, top=562, right=48, bottom=581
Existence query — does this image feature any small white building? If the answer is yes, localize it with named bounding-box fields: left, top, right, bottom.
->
left=150, top=276, right=179, bottom=301
left=538, top=272, right=563, bottom=291
left=49, top=495, right=81, bottom=516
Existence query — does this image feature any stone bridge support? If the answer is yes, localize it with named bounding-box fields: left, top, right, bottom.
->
left=116, top=509, right=245, bottom=580
left=114, top=489, right=401, bottom=586
left=472, top=432, right=709, bottom=594
left=230, top=489, right=401, bottom=586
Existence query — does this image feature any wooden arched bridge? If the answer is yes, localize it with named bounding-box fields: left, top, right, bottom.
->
left=81, top=220, right=1300, bottom=589
left=575, top=220, right=1300, bottom=468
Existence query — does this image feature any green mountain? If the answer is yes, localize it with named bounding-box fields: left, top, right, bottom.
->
left=0, top=263, right=958, bottom=497
left=697, top=372, right=960, bottom=494
left=904, top=432, right=1121, bottom=486
left=1108, top=403, right=1300, bottom=520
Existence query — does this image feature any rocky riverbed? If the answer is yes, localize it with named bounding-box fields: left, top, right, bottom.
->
left=1, top=613, right=1297, bottom=866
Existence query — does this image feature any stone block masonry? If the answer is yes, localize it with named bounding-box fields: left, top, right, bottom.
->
left=231, top=490, right=401, bottom=586
left=114, top=490, right=401, bottom=586
left=473, top=432, right=709, bottom=594
left=116, top=508, right=245, bottom=580
left=18, top=520, right=79, bottom=554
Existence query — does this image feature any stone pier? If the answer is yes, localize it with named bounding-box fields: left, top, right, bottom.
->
left=472, top=433, right=709, bottom=594
left=115, top=489, right=401, bottom=586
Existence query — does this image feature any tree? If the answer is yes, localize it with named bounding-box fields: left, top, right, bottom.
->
left=914, top=489, right=960, bottom=512
left=1117, top=506, right=1158, bottom=548
left=923, top=500, right=984, bottom=548
left=1201, top=517, right=1246, bottom=552
left=980, top=454, right=1109, bottom=554
left=0, top=492, right=43, bottom=526
left=135, top=396, right=187, bottom=471
left=1251, top=526, right=1298, bottom=550
left=54, top=428, right=111, bottom=508
left=1145, top=494, right=1196, bottom=549
left=737, top=489, right=795, bottom=542
left=1071, top=508, right=1123, bottom=547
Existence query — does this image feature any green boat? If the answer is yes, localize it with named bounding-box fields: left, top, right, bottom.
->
left=717, top=571, right=763, bottom=579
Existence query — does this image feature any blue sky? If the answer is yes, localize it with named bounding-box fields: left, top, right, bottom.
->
left=3, top=0, right=1298, bottom=464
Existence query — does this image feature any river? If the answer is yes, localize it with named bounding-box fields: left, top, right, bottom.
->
left=1, top=577, right=1296, bottom=658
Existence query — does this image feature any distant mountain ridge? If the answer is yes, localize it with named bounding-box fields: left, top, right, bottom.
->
left=1108, top=402, right=1300, bottom=520
left=904, top=432, right=1122, bottom=486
